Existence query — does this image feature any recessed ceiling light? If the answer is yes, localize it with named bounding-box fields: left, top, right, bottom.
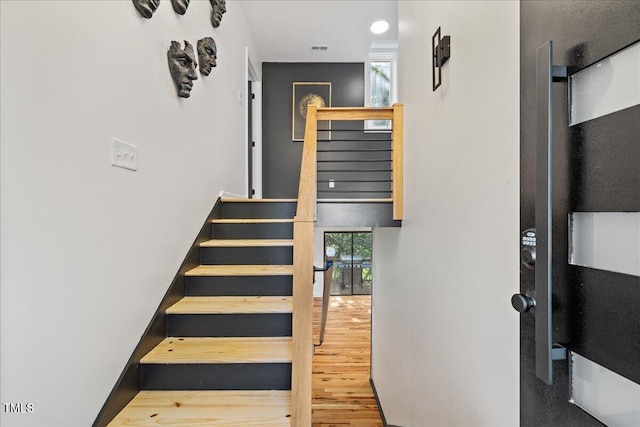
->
left=370, top=20, right=389, bottom=34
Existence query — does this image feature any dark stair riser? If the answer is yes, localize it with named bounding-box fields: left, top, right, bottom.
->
left=141, top=363, right=292, bottom=390
left=221, top=202, right=296, bottom=219
left=185, top=275, right=293, bottom=296
left=200, top=246, right=293, bottom=265
left=167, top=313, right=292, bottom=337
left=212, top=222, right=294, bottom=240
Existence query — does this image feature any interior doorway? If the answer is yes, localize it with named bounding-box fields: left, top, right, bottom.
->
left=247, top=80, right=254, bottom=198
left=246, top=48, right=262, bottom=198
left=313, top=231, right=379, bottom=424
left=324, top=231, right=373, bottom=296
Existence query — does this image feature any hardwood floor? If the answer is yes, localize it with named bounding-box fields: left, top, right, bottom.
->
left=312, top=295, right=383, bottom=427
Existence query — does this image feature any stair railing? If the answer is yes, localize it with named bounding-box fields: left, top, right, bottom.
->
left=291, top=104, right=403, bottom=426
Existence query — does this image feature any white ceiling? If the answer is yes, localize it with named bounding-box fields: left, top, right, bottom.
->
left=239, top=0, right=398, bottom=62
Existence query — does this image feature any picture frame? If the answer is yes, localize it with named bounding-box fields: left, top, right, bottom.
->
left=292, top=82, right=332, bottom=141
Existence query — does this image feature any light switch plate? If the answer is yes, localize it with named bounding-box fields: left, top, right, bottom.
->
left=329, top=179, right=335, bottom=188
left=112, top=138, right=138, bottom=171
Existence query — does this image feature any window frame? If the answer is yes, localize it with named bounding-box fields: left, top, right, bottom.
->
left=365, top=51, right=397, bottom=131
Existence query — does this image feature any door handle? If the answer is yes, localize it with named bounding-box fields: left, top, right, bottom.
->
left=533, top=40, right=568, bottom=385
left=511, top=292, right=535, bottom=313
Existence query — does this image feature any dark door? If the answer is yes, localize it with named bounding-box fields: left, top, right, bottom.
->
left=519, top=2, right=640, bottom=425
left=248, top=80, right=254, bottom=198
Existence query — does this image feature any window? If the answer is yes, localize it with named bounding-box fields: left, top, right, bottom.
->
left=366, top=52, right=397, bottom=130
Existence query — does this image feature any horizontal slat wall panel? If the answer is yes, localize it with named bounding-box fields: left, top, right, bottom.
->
left=317, top=139, right=391, bottom=151
left=317, top=150, right=391, bottom=162
left=315, top=116, right=395, bottom=200
left=318, top=191, right=391, bottom=201
left=317, top=181, right=392, bottom=192
left=317, top=170, right=392, bottom=182
left=318, top=161, right=392, bottom=172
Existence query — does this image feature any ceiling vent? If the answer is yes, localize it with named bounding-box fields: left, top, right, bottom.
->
left=311, top=45, right=329, bottom=51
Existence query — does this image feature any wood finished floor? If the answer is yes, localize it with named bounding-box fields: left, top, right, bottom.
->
left=312, top=295, right=383, bottom=427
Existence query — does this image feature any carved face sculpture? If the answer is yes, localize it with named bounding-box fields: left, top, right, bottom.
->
left=167, top=41, right=198, bottom=98
left=171, top=0, right=190, bottom=15
left=132, top=0, right=159, bottom=19
left=210, top=0, right=227, bottom=28
left=197, top=37, right=217, bottom=76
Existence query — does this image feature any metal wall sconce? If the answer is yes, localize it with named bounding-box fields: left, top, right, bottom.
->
left=432, top=27, right=451, bottom=91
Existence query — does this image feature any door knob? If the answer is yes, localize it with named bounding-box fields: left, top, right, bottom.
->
left=511, top=293, right=536, bottom=313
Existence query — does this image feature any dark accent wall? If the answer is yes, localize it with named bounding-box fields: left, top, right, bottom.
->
left=262, top=63, right=365, bottom=198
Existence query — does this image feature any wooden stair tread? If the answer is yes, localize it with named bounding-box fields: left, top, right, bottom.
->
left=108, top=390, right=291, bottom=426
left=185, top=265, right=294, bottom=277
left=317, top=198, right=393, bottom=203
left=167, top=296, right=293, bottom=314
left=221, top=198, right=297, bottom=203
left=211, top=218, right=294, bottom=224
left=200, top=239, right=294, bottom=247
left=141, top=337, right=292, bottom=364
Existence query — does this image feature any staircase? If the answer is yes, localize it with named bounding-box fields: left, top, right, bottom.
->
left=109, top=198, right=297, bottom=427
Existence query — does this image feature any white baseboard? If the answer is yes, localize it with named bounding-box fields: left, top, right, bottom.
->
left=218, top=190, right=247, bottom=199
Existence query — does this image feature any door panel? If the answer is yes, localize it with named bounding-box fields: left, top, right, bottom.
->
left=569, top=212, right=640, bottom=276
left=521, top=2, right=640, bottom=425
left=570, top=105, right=640, bottom=212
left=570, top=42, right=640, bottom=125
left=570, top=352, right=640, bottom=426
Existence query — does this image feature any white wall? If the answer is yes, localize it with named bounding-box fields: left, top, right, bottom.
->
left=0, top=1, right=259, bottom=426
left=371, top=2, right=520, bottom=426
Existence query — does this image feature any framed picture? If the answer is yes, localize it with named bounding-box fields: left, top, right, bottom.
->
left=292, top=82, right=332, bottom=141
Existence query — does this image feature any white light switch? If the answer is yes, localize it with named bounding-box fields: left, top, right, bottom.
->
left=112, top=138, right=138, bottom=171
left=329, top=179, right=335, bottom=188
